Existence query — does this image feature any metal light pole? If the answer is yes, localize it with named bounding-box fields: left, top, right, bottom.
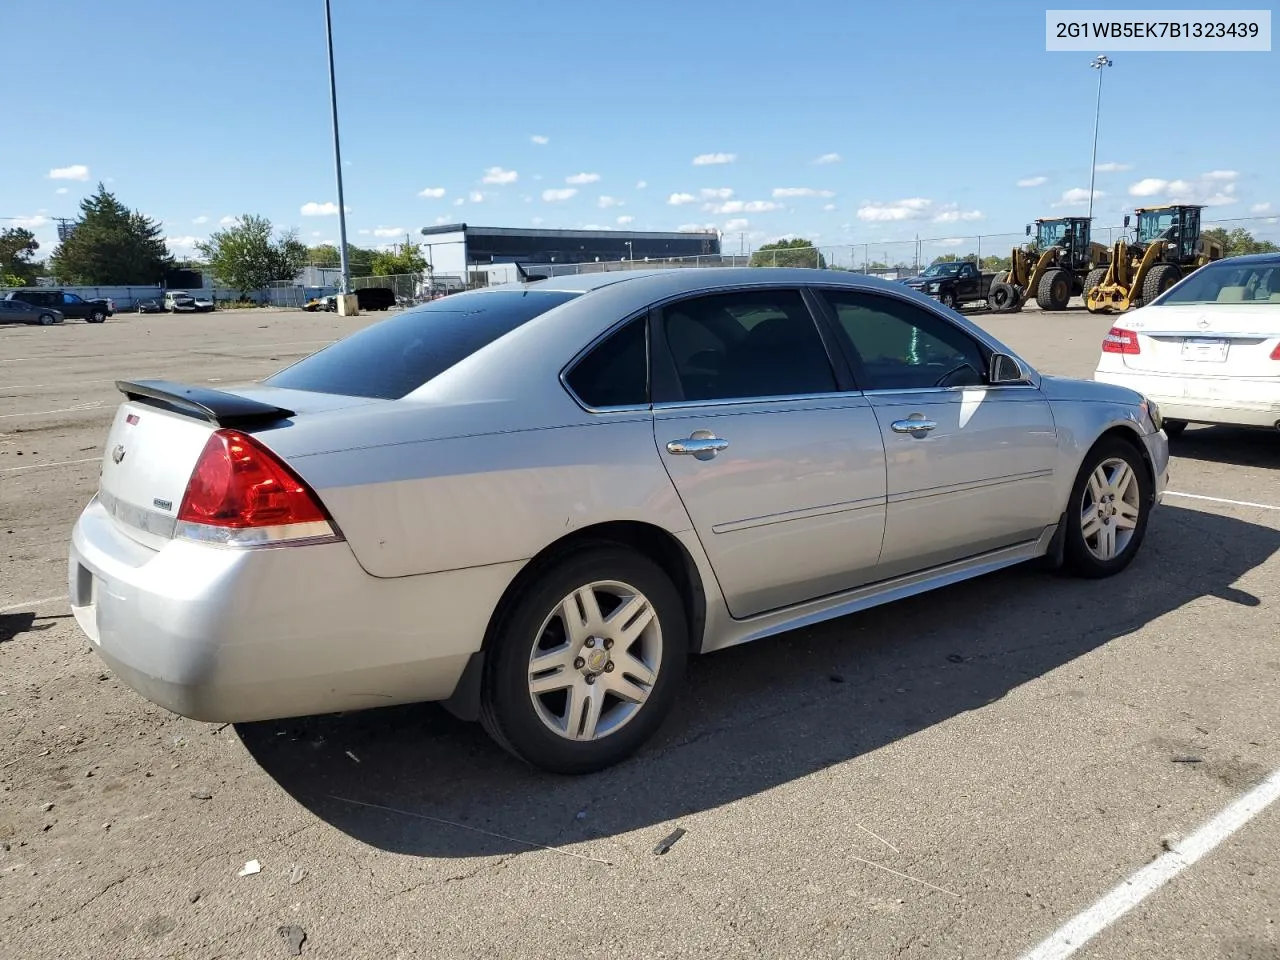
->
left=324, top=0, right=351, bottom=297
left=1086, top=54, right=1112, bottom=223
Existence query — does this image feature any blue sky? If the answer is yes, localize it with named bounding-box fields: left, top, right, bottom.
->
left=3, top=0, right=1277, bottom=264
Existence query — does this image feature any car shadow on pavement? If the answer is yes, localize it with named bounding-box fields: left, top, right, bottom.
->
left=1168, top=425, right=1280, bottom=470
left=238, top=503, right=1280, bottom=859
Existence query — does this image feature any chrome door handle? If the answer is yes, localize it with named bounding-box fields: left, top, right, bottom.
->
left=666, top=434, right=729, bottom=460
left=890, top=417, right=937, bottom=435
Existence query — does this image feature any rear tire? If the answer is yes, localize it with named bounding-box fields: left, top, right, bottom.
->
left=479, top=545, right=688, bottom=774
left=1162, top=419, right=1188, bottom=437
left=1142, top=263, right=1182, bottom=305
left=88, top=309, right=106, bottom=323
left=38, top=313, right=55, bottom=326
left=1062, top=436, right=1154, bottom=579
left=1083, top=267, right=1108, bottom=303
left=1036, top=267, right=1072, bottom=311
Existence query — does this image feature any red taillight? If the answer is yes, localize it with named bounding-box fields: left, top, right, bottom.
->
left=177, top=429, right=332, bottom=539
left=1271, top=342, right=1280, bottom=361
left=1102, top=327, right=1141, bottom=355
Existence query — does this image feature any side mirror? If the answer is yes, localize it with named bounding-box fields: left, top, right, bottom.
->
left=988, top=352, right=1026, bottom=385
left=1123, top=215, right=1131, bottom=228
left=1025, top=224, right=1032, bottom=236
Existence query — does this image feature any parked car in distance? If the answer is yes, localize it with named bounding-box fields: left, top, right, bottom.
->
left=0, top=298, right=65, bottom=325
left=354, top=286, right=396, bottom=311
left=303, top=295, right=337, bottom=312
left=136, top=298, right=165, bottom=313
left=2, top=289, right=111, bottom=322
left=899, top=260, right=999, bottom=310
left=1093, top=252, right=1280, bottom=435
left=163, top=290, right=212, bottom=313
left=68, top=268, right=1169, bottom=774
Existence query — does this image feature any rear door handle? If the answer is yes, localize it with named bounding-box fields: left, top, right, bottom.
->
left=890, top=418, right=937, bottom=435
left=666, top=434, right=729, bottom=460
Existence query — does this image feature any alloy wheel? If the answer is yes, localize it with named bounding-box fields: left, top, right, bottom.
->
left=1079, top=457, right=1141, bottom=561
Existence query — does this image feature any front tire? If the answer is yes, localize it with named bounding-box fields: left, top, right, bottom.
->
left=89, top=310, right=106, bottom=323
left=1036, top=267, right=1072, bottom=311
left=38, top=313, right=55, bottom=326
left=1062, top=437, right=1154, bottom=578
left=480, top=545, right=688, bottom=774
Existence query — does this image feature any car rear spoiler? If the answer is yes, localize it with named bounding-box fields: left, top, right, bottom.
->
left=115, top=379, right=295, bottom=427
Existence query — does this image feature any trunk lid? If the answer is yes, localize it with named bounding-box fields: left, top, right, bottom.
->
left=95, top=381, right=377, bottom=550
left=1120, top=305, right=1280, bottom=377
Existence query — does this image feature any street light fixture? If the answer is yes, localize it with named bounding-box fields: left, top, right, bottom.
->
left=1086, top=54, right=1113, bottom=223
left=323, top=0, right=352, bottom=299
left=624, top=241, right=633, bottom=262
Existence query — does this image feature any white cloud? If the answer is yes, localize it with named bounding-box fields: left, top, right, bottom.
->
left=48, top=164, right=89, bottom=181
left=772, top=187, right=835, bottom=199
left=692, top=152, right=736, bottom=166
left=219, top=215, right=238, bottom=226
left=823, top=203, right=837, bottom=212
left=1127, top=172, right=1239, bottom=206
left=454, top=197, right=465, bottom=206
left=851, top=198, right=982, bottom=222
left=677, top=223, right=719, bottom=232
left=723, top=218, right=750, bottom=232
left=533, top=174, right=544, bottom=181
left=372, top=226, right=405, bottom=238
left=531, top=135, right=549, bottom=145
left=813, top=153, right=841, bottom=165
left=311, top=231, right=323, bottom=237
left=598, top=196, right=623, bottom=208
left=434, top=216, right=449, bottom=224
left=192, top=215, right=209, bottom=225
left=709, top=199, right=783, bottom=214
left=300, top=201, right=350, bottom=216
left=418, top=186, right=446, bottom=198
left=357, top=229, right=371, bottom=235
left=580, top=223, right=606, bottom=231
left=542, top=187, right=577, bottom=201
left=1017, top=176, right=1048, bottom=188
left=482, top=166, right=518, bottom=185
left=164, top=235, right=203, bottom=250
left=469, top=190, right=486, bottom=203
left=10, top=215, right=49, bottom=228
left=1094, top=162, right=1132, bottom=173
left=700, top=187, right=734, bottom=200
left=566, top=172, right=600, bottom=184
left=531, top=216, right=545, bottom=226
left=616, top=215, right=634, bottom=225
left=1251, top=202, right=1272, bottom=214
left=1051, top=187, right=1104, bottom=208
left=55, top=187, right=69, bottom=195
left=635, top=180, right=647, bottom=189
left=668, top=192, right=697, bottom=206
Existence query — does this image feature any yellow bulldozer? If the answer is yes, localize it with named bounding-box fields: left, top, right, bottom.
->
left=1085, top=204, right=1225, bottom=313
left=987, top=216, right=1111, bottom=313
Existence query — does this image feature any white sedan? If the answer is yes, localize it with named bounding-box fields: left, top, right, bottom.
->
left=1094, top=252, right=1280, bottom=435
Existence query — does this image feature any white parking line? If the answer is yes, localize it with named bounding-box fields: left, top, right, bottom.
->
left=1, top=456, right=102, bottom=475
left=1018, top=765, right=1280, bottom=960
left=0, top=595, right=67, bottom=614
left=1165, top=491, right=1280, bottom=512
left=0, top=402, right=105, bottom=420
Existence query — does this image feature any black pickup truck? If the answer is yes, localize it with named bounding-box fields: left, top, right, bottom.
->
left=2, top=289, right=113, bottom=323
left=899, top=261, right=998, bottom=310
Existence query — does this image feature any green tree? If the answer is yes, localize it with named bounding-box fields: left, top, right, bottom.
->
left=750, top=238, right=827, bottom=269
left=370, top=241, right=427, bottom=276
left=305, top=242, right=376, bottom=277
left=196, top=215, right=309, bottom=296
left=1201, top=226, right=1280, bottom=257
left=50, top=183, right=172, bottom=284
left=1, top=227, right=42, bottom=285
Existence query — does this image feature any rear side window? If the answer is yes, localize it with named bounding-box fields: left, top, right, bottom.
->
left=564, top=318, right=648, bottom=409
left=265, top=290, right=579, bottom=399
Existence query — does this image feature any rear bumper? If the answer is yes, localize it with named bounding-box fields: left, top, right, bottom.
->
left=1095, top=369, right=1280, bottom=429
left=67, top=496, right=523, bottom=723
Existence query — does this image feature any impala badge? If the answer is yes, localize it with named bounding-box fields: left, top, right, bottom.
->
left=112, top=444, right=126, bottom=464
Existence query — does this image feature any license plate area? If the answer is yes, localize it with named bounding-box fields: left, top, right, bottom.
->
left=1181, top=337, right=1228, bottom=362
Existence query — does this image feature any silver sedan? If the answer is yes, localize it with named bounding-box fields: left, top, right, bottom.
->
left=0, top=299, right=65, bottom=325
left=67, top=268, right=1170, bottom=773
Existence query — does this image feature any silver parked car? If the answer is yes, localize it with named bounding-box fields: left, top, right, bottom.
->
left=68, top=269, right=1170, bottom=773
left=0, top=298, right=65, bottom=325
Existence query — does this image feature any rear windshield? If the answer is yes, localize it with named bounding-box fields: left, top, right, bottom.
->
left=1155, top=261, right=1280, bottom=305
left=264, top=289, right=579, bottom=399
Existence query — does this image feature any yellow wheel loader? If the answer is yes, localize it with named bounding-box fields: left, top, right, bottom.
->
left=987, top=216, right=1111, bottom=313
left=1085, top=204, right=1225, bottom=313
